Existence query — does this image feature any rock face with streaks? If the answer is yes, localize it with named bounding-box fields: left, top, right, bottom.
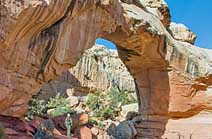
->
left=69, top=44, right=135, bottom=93
left=38, top=44, right=136, bottom=99
left=0, top=0, right=212, bottom=138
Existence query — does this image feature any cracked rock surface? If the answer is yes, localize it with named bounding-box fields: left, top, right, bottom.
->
left=0, top=0, right=212, bottom=138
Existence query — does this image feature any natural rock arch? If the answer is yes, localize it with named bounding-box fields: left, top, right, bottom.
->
left=1, top=0, right=212, bottom=138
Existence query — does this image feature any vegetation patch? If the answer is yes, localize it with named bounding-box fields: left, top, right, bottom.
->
left=25, top=94, right=74, bottom=121
left=87, top=87, right=136, bottom=121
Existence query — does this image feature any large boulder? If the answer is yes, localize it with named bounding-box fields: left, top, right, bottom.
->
left=121, top=103, right=138, bottom=118
left=108, top=121, right=137, bottom=139
left=34, top=119, right=55, bottom=139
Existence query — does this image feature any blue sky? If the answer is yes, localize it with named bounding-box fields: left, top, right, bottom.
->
left=96, top=0, right=212, bottom=49
left=95, top=38, right=116, bottom=49
left=166, top=0, right=212, bottom=49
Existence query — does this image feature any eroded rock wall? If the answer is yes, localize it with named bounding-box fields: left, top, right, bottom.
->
left=38, top=44, right=136, bottom=99
left=1, top=0, right=212, bottom=138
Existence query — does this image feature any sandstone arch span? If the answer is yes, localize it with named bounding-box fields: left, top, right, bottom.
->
left=1, top=0, right=212, bottom=138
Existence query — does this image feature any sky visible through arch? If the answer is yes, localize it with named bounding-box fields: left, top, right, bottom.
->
left=96, top=0, right=212, bottom=49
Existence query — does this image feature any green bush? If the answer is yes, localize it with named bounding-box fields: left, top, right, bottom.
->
left=87, top=87, right=137, bottom=121
left=109, top=87, right=137, bottom=108
left=25, top=99, right=47, bottom=121
left=86, top=91, right=114, bottom=119
left=87, top=91, right=104, bottom=112
left=98, top=107, right=114, bottom=119
left=48, top=106, right=74, bottom=117
left=25, top=94, right=74, bottom=120
left=47, top=94, right=67, bottom=109
left=47, top=94, right=74, bottom=117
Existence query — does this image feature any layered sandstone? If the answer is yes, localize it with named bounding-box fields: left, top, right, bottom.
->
left=0, top=0, right=212, bottom=138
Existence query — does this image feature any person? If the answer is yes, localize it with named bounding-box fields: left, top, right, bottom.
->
left=65, top=114, right=73, bottom=138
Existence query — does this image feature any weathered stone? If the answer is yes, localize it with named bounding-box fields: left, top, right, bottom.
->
left=34, top=119, right=55, bottom=139
left=1, top=0, right=212, bottom=138
left=91, top=127, right=99, bottom=136
left=75, top=126, right=92, bottom=139
left=67, top=96, right=79, bottom=107
left=141, top=0, right=170, bottom=26
left=110, top=121, right=137, bottom=139
left=169, top=22, right=197, bottom=44
left=121, top=103, right=138, bottom=118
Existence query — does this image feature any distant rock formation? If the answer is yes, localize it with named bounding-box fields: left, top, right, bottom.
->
left=38, top=44, right=135, bottom=99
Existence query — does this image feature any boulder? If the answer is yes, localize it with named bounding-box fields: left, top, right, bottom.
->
left=108, top=121, right=137, bottom=139
left=121, top=103, right=138, bottom=118
left=34, top=119, right=55, bottom=139
left=75, top=126, right=92, bottom=139
left=91, top=127, right=99, bottom=136
left=67, top=96, right=79, bottom=107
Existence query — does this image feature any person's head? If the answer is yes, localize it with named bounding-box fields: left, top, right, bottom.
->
left=67, top=113, right=70, bottom=117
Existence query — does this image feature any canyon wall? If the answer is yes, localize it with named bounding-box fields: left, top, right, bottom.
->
left=38, top=44, right=136, bottom=99
left=0, top=0, right=212, bottom=138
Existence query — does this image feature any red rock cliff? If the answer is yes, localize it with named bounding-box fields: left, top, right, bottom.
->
left=0, top=0, right=212, bottom=138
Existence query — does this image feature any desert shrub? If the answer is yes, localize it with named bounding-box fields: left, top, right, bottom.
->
left=87, top=87, right=137, bottom=121
left=108, top=87, right=137, bottom=109
left=87, top=91, right=113, bottom=118
left=97, top=107, right=114, bottom=119
left=0, top=125, right=4, bottom=139
left=25, top=94, right=74, bottom=120
left=47, top=94, right=68, bottom=109
left=87, top=91, right=114, bottom=119
left=47, top=94, right=74, bottom=117
left=48, top=105, right=74, bottom=117
left=86, top=91, right=104, bottom=112
left=25, top=99, right=47, bottom=121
